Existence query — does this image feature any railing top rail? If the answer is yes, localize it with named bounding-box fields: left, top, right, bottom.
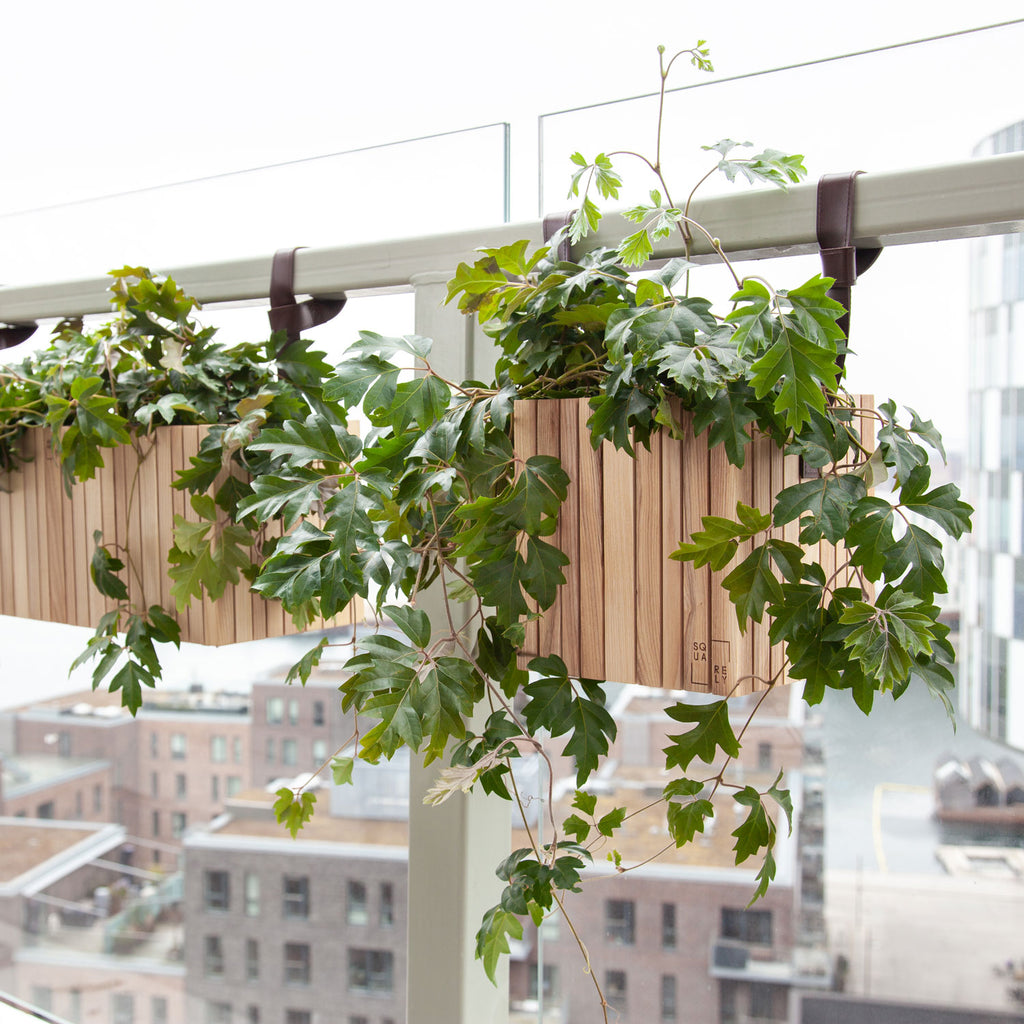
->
left=1, top=152, right=1021, bottom=323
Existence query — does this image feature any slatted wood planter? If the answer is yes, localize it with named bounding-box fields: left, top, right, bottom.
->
left=0, top=427, right=361, bottom=644
left=514, top=396, right=874, bottom=695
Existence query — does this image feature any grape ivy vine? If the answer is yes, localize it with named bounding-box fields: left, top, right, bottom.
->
left=0, top=41, right=971, bottom=1021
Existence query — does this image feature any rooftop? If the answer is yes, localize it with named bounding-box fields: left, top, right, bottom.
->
left=0, top=823, right=97, bottom=885
left=0, top=818, right=125, bottom=892
left=1, top=754, right=108, bottom=798
left=8, top=685, right=250, bottom=720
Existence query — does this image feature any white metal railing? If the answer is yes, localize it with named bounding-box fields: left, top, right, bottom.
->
left=1, top=152, right=1021, bottom=323
left=2, top=152, right=1023, bottom=1024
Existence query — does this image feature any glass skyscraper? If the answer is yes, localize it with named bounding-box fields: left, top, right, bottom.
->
left=961, top=120, right=1024, bottom=749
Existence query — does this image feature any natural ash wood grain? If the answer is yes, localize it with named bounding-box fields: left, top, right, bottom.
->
left=0, top=426, right=362, bottom=644
left=514, top=396, right=875, bottom=693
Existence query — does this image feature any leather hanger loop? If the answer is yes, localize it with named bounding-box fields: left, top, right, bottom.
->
left=267, top=247, right=346, bottom=359
left=798, top=174, right=884, bottom=479
left=816, top=171, right=883, bottom=371
left=542, top=212, right=573, bottom=263
left=0, top=323, right=38, bottom=350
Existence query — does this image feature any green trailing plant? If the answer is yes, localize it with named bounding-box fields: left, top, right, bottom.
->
left=0, top=41, right=972, bottom=1021
left=0, top=267, right=345, bottom=712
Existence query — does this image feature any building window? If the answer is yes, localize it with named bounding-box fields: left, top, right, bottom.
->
left=288, top=698, right=300, bottom=726
left=152, top=810, right=160, bottom=837
left=285, top=1012, right=311, bottom=1024
left=151, top=772, right=159, bottom=798
left=661, top=902, right=676, bottom=949
left=75, top=790, right=83, bottom=818
left=721, top=908, right=772, bottom=945
left=245, top=872, right=260, bottom=916
left=111, top=993, right=134, bottom=1024
left=211, top=775, right=220, bottom=801
left=282, top=738, right=298, bottom=766
left=170, top=733, right=186, bottom=759
left=173, top=773, right=186, bottom=799
left=266, top=737, right=275, bottom=763
left=604, top=899, right=635, bottom=945
left=749, top=983, right=783, bottom=1019
left=312, top=739, right=327, bottom=764
left=283, top=875, right=310, bottom=918
left=211, top=735, right=227, bottom=763
left=246, top=938, right=259, bottom=980
left=233, top=736, right=243, bottom=763
left=267, top=697, right=284, bottom=725
left=151, top=996, right=168, bottom=1024
left=204, top=870, right=230, bottom=911
left=171, top=811, right=187, bottom=838
left=37, top=801, right=54, bottom=819
left=604, top=970, right=627, bottom=1014
left=347, top=880, right=368, bottom=924
left=246, top=1007, right=260, bottom=1024
left=720, top=980, right=738, bottom=1024
left=380, top=882, right=394, bottom=927
left=227, top=775, right=242, bottom=797
left=313, top=700, right=325, bottom=726
left=350, top=1018, right=369, bottom=1024
left=757, top=742, right=772, bottom=770
left=347, top=948, right=394, bottom=994
left=150, top=732, right=158, bottom=757
left=285, top=942, right=311, bottom=985
left=661, top=974, right=677, bottom=1020
left=93, top=784, right=102, bottom=812
left=204, top=935, right=225, bottom=977
left=205, top=1003, right=232, bottom=1024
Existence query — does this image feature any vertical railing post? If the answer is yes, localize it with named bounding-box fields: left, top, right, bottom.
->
left=405, top=272, right=510, bottom=1024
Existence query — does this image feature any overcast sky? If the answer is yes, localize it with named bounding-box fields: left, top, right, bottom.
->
left=1, top=3, right=1021, bottom=703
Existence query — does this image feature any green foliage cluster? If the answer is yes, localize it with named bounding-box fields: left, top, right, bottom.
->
left=0, top=269, right=343, bottom=712
left=0, top=41, right=972, bottom=1020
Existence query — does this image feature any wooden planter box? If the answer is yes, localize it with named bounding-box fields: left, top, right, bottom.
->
left=0, top=427, right=361, bottom=644
left=513, top=397, right=873, bottom=696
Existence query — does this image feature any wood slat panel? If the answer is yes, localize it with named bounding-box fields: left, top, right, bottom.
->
left=22, top=437, right=43, bottom=621
left=0, top=441, right=18, bottom=616
left=681, top=412, right=712, bottom=692
left=635, top=431, right=662, bottom=688
left=40, top=436, right=69, bottom=618
left=536, top=401, right=562, bottom=665
left=152, top=430, right=173, bottom=617
left=602, top=436, right=635, bottom=684
left=660, top=405, right=685, bottom=690
left=68, top=445, right=90, bottom=625
left=576, top=401, right=604, bottom=681
left=557, top=400, right=581, bottom=677
left=709, top=444, right=747, bottom=696
left=769, top=434, right=787, bottom=687
left=751, top=433, right=775, bottom=692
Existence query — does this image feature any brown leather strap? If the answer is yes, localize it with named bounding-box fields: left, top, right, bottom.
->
left=0, top=323, right=37, bottom=350
left=816, top=172, right=883, bottom=365
left=542, top=212, right=573, bottom=262
left=268, top=247, right=346, bottom=356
